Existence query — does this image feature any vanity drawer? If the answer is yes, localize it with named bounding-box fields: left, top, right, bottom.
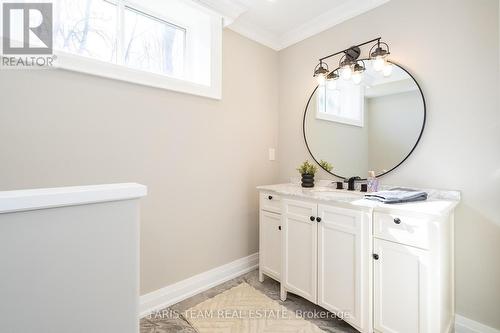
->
left=260, top=192, right=281, bottom=213
left=373, top=212, right=431, bottom=249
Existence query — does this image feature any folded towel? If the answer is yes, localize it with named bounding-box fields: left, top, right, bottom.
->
left=364, top=187, right=428, bottom=204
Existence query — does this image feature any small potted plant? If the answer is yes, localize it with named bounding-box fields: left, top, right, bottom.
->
left=319, top=160, right=333, bottom=173
left=297, top=161, right=317, bottom=188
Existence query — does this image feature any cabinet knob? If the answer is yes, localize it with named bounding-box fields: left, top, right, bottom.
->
left=394, top=218, right=401, bottom=224
left=316, top=217, right=322, bottom=223
left=373, top=254, right=379, bottom=260
left=278, top=226, right=281, bottom=231
left=310, top=216, right=315, bottom=221
left=268, top=195, right=273, bottom=200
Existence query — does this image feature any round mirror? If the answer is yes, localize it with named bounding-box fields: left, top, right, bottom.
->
left=303, top=60, right=426, bottom=179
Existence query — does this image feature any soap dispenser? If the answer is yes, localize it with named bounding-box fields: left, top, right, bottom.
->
left=367, top=171, right=379, bottom=192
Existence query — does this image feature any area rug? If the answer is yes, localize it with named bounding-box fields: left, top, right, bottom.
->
left=183, top=283, right=325, bottom=333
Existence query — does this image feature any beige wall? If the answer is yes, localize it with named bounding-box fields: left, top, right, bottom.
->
left=0, top=29, right=279, bottom=295
left=277, top=0, right=500, bottom=329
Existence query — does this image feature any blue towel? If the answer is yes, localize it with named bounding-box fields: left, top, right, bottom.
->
left=364, top=188, right=428, bottom=204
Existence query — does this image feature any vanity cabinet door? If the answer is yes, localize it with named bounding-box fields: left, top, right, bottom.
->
left=317, top=205, right=365, bottom=331
left=282, top=199, right=318, bottom=303
left=373, top=239, right=429, bottom=333
left=259, top=211, right=281, bottom=280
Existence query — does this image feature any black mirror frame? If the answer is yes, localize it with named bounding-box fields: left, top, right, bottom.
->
left=302, top=60, right=427, bottom=180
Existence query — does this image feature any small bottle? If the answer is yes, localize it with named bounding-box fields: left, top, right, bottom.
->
left=367, top=171, right=379, bottom=193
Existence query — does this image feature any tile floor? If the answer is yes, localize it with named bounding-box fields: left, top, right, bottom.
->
left=140, top=270, right=357, bottom=333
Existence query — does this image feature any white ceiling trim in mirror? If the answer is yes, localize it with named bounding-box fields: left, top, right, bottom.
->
left=191, top=0, right=249, bottom=26
left=201, top=0, right=391, bottom=50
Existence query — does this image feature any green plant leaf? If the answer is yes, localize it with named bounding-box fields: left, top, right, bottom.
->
left=297, top=160, right=317, bottom=175
left=319, top=160, right=333, bottom=172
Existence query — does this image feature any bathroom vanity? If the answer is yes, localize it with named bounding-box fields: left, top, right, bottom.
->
left=266, top=42, right=461, bottom=332
left=257, top=183, right=459, bottom=333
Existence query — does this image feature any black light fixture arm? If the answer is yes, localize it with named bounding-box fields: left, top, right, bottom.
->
left=318, top=37, right=381, bottom=62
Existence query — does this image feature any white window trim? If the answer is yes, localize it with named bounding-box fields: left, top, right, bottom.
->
left=316, top=86, right=365, bottom=127
left=316, top=111, right=364, bottom=127
left=53, top=0, right=222, bottom=100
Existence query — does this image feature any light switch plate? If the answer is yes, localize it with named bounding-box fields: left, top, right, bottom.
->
left=268, top=148, right=276, bottom=161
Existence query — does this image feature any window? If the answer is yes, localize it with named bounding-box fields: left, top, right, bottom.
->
left=316, top=82, right=364, bottom=127
left=53, top=0, right=222, bottom=99
left=54, top=0, right=118, bottom=63
left=123, top=7, right=185, bottom=77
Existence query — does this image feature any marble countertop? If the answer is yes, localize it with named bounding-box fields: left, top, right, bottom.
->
left=257, top=183, right=460, bottom=217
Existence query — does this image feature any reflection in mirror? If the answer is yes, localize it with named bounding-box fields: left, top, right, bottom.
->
left=304, top=60, right=425, bottom=179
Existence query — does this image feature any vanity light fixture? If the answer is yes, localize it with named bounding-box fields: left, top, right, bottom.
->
left=352, top=61, right=366, bottom=85
left=339, top=57, right=354, bottom=80
left=313, top=60, right=329, bottom=86
left=313, top=37, right=392, bottom=86
left=369, top=40, right=390, bottom=71
left=326, top=70, right=339, bottom=90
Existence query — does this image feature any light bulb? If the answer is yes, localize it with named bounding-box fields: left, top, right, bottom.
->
left=340, top=65, right=352, bottom=80
left=317, top=74, right=326, bottom=86
left=383, top=63, right=393, bottom=77
left=326, top=79, right=337, bottom=90
left=352, top=72, right=363, bottom=85
left=373, top=56, right=385, bottom=71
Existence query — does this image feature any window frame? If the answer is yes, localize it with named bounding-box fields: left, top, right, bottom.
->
left=121, top=4, right=187, bottom=79
left=316, top=85, right=365, bottom=127
left=53, top=0, right=222, bottom=99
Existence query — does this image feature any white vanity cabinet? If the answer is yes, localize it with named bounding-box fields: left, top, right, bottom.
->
left=259, top=210, right=282, bottom=281
left=281, top=199, right=318, bottom=303
left=373, top=238, right=429, bottom=333
left=257, top=184, right=459, bottom=333
left=259, top=193, right=282, bottom=282
left=260, top=195, right=371, bottom=332
left=317, top=204, right=371, bottom=331
left=372, top=211, right=454, bottom=333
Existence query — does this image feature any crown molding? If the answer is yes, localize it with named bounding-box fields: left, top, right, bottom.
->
left=192, top=0, right=249, bottom=26
left=278, top=0, right=391, bottom=50
left=227, top=19, right=281, bottom=50
left=228, top=0, right=391, bottom=51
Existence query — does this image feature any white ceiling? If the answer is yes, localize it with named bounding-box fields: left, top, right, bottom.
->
left=195, top=0, right=390, bottom=50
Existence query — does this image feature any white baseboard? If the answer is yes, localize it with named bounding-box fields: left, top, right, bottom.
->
left=139, top=253, right=259, bottom=318
left=455, top=314, right=500, bottom=333
left=139, top=255, right=500, bottom=333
